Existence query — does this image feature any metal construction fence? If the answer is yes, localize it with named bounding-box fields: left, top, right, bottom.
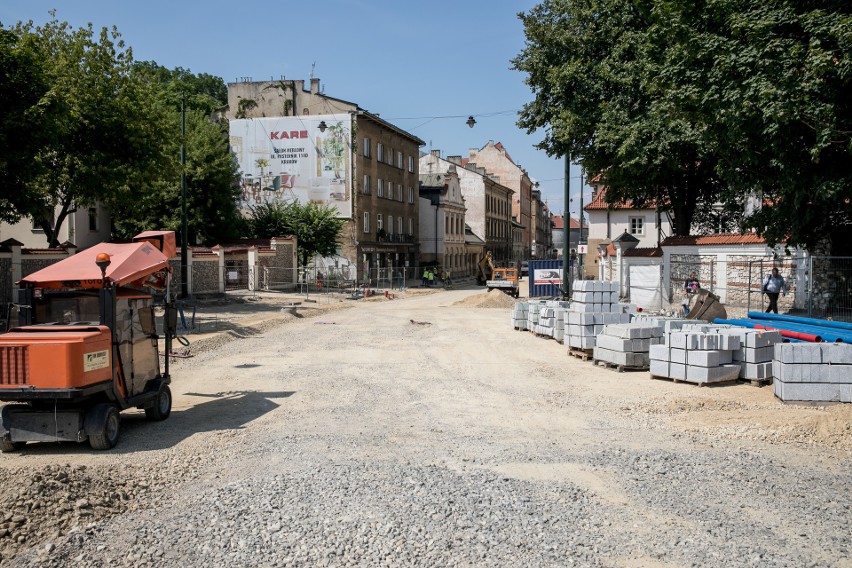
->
left=648, top=255, right=852, bottom=321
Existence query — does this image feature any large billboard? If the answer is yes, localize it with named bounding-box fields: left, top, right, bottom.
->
left=230, top=114, right=352, bottom=218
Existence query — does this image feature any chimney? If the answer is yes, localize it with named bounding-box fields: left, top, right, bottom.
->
left=430, top=149, right=441, bottom=158
left=310, top=78, right=320, bottom=94
left=447, top=155, right=463, bottom=166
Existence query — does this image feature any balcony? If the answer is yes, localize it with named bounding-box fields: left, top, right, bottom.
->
left=375, top=232, right=415, bottom=244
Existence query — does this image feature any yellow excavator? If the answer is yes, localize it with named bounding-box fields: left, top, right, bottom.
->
left=477, top=252, right=519, bottom=298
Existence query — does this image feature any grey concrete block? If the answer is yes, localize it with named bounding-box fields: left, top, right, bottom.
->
left=828, top=364, right=852, bottom=383
left=670, top=348, right=687, bottom=364
left=685, top=364, right=741, bottom=384
left=631, top=338, right=651, bottom=353
left=649, top=344, right=669, bottom=361
left=569, top=335, right=596, bottom=349
left=774, top=381, right=852, bottom=402
left=593, top=347, right=649, bottom=368
left=696, top=334, right=721, bottom=350
left=597, top=334, right=632, bottom=352
left=739, top=361, right=773, bottom=380
left=717, top=334, right=741, bottom=351
left=737, top=345, right=775, bottom=363
left=687, top=350, right=733, bottom=367
left=775, top=343, right=823, bottom=364
left=567, top=312, right=594, bottom=325
left=669, top=333, right=699, bottom=350
left=669, top=362, right=687, bottom=380
left=650, top=359, right=669, bottom=377
left=821, top=343, right=852, bottom=365
left=745, top=331, right=782, bottom=348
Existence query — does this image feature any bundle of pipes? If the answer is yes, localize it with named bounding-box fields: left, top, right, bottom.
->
left=715, top=313, right=852, bottom=344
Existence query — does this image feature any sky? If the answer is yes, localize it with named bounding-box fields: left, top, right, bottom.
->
left=1, top=0, right=592, bottom=220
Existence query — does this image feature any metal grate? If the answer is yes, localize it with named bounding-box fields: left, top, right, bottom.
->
left=0, top=346, right=29, bottom=386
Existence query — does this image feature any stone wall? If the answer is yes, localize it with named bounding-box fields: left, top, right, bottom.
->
left=0, top=257, right=10, bottom=317
left=191, top=256, right=220, bottom=295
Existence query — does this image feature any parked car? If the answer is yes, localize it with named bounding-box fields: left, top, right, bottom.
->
left=520, top=261, right=529, bottom=277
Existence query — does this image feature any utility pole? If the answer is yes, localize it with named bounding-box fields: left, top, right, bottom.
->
left=562, top=155, right=571, bottom=299
left=180, top=93, right=188, bottom=299
left=578, top=168, right=584, bottom=279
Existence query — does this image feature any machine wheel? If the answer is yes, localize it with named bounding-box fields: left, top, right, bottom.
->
left=85, top=404, right=120, bottom=450
left=145, top=385, right=172, bottom=421
left=0, top=439, right=26, bottom=453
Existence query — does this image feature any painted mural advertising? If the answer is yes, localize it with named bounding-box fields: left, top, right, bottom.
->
left=230, top=114, right=352, bottom=218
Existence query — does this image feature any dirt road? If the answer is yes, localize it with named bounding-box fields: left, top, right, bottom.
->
left=2, top=287, right=850, bottom=567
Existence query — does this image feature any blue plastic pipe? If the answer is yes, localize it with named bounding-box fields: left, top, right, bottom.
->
left=714, top=318, right=824, bottom=342
left=717, top=318, right=852, bottom=343
left=748, top=312, right=852, bottom=332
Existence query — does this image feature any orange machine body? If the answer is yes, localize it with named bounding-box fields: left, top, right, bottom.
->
left=0, top=327, right=112, bottom=390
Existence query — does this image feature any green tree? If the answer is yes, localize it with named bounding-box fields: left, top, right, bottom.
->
left=248, top=201, right=345, bottom=268
left=8, top=16, right=165, bottom=247
left=654, top=0, right=852, bottom=252
left=111, top=64, right=243, bottom=245
left=513, top=0, right=852, bottom=250
left=513, top=0, right=727, bottom=236
left=0, top=27, right=49, bottom=224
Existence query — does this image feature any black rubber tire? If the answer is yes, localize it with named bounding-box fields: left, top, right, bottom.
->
left=85, top=404, right=120, bottom=450
left=145, top=385, right=172, bottom=421
left=0, top=439, right=26, bottom=453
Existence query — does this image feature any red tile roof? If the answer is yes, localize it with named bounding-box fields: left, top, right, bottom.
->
left=551, top=216, right=582, bottom=230
left=585, top=186, right=657, bottom=211
left=624, top=247, right=663, bottom=258
left=660, top=234, right=766, bottom=246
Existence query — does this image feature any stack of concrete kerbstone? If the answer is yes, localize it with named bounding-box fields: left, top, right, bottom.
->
left=565, top=283, right=633, bottom=352
left=535, top=306, right=558, bottom=337
left=773, top=343, right=852, bottom=402
left=511, top=302, right=529, bottom=330
left=650, top=329, right=742, bottom=384
left=571, top=280, right=620, bottom=313
left=593, top=323, right=665, bottom=370
left=525, top=301, right=547, bottom=331
left=566, top=311, right=632, bottom=350
left=716, top=328, right=781, bottom=382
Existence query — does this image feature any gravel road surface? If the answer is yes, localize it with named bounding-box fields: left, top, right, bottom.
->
left=1, top=287, right=850, bottom=567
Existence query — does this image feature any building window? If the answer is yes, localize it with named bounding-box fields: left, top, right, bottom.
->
left=363, top=138, right=371, bottom=158
left=397, top=184, right=403, bottom=202
left=398, top=216, right=403, bottom=234
left=408, top=156, right=414, bottom=172
left=377, top=179, right=384, bottom=198
left=363, top=212, right=370, bottom=233
left=363, top=174, right=371, bottom=195
left=386, top=216, right=393, bottom=235
left=629, top=216, right=645, bottom=235
left=408, top=187, right=414, bottom=203
left=88, top=207, right=98, bottom=231
left=387, top=147, right=394, bottom=165
left=377, top=214, right=383, bottom=232
left=397, top=151, right=403, bottom=169
left=408, top=218, right=413, bottom=236
left=377, top=143, right=384, bottom=162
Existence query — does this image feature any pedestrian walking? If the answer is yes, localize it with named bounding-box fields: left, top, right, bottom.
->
left=762, top=267, right=787, bottom=314
left=683, top=271, right=699, bottom=316
left=428, top=269, right=435, bottom=288
left=422, top=269, right=428, bottom=288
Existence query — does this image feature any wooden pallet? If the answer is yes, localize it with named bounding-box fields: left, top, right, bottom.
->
left=742, top=377, right=773, bottom=387
left=567, top=348, right=594, bottom=362
left=650, top=374, right=739, bottom=387
left=593, top=359, right=648, bottom=373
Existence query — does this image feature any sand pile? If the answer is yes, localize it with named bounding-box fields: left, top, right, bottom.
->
left=453, top=290, right=517, bottom=309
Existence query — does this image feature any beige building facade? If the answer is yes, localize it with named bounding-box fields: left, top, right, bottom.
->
left=465, top=141, right=533, bottom=261
left=420, top=151, right=513, bottom=262
left=227, top=78, right=423, bottom=282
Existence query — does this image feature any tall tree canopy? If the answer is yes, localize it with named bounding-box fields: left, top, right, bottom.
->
left=4, top=16, right=164, bottom=247
left=514, top=0, right=852, bottom=251
left=111, top=61, right=243, bottom=245
left=0, top=27, right=49, bottom=224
